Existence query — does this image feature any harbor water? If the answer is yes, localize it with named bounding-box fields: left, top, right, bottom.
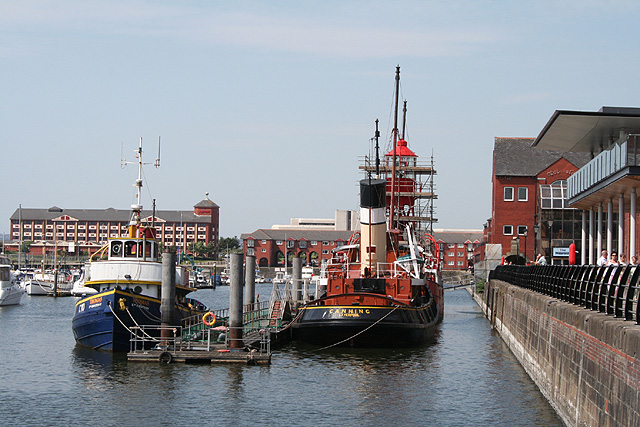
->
left=0, top=285, right=562, bottom=426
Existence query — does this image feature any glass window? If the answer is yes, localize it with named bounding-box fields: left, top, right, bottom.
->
left=503, top=225, right=513, bottom=235
left=504, top=187, right=514, bottom=201
left=246, top=239, right=255, bottom=248
left=517, top=225, right=528, bottom=235
left=518, top=187, right=528, bottom=201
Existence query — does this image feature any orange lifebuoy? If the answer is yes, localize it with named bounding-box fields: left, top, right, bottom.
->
left=202, top=312, right=216, bottom=326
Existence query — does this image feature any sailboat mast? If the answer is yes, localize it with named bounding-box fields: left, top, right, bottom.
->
left=401, top=100, right=407, bottom=140
left=389, top=66, right=400, bottom=230
left=374, top=119, right=381, bottom=178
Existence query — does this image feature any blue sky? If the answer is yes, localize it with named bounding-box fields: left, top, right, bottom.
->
left=2, top=1, right=640, bottom=238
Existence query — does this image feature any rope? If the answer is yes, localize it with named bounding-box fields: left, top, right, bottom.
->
left=315, top=305, right=400, bottom=351
left=126, top=307, right=160, bottom=341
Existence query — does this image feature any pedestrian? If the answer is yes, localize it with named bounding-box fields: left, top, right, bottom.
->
left=619, top=253, right=628, bottom=265
left=632, top=255, right=638, bottom=265
left=535, top=253, right=547, bottom=265
left=597, top=250, right=608, bottom=266
left=607, top=252, right=619, bottom=266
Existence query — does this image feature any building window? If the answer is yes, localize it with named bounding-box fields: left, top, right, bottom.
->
left=540, top=180, right=567, bottom=209
left=311, top=241, right=317, bottom=246
left=247, top=239, right=255, bottom=248
left=518, top=187, right=528, bottom=201
left=286, top=240, right=295, bottom=249
left=503, top=225, right=513, bottom=235
left=457, top=261, right=464, bottom=266
left=261, top=240, right=267, bottom=244
left=276, top=240, right=283, bottom=245
left=457, top=244, right=464, bottom=248
left=517, top=225, right=528, bottom=235
left=504, top=187, right=514, bottom=201
left=247, top=248, right=255, bottom=256
left=448, top=261, right=454, bottom=266
left=261, top=249, right=266, bottom=253
left=448, top=252, right=454, bottom=257
left=322, top=241, right=329, bottom=245
left=457, top=252, right=464, bottom=257
left=322, top=249, right=329, bottom=254
left=298, top=241, right=307, bottom=249
left=448, top=243, right=455, bottom=248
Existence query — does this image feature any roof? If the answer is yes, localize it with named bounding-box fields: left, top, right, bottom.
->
left=194, top=197, right=219, bottom=209
left=10, top=207, right=212, bottom=223
left=432, top=229, right=483, bottom=244
left=532, top=107, right=640, bottom=153
left=493, top=137, right=591, bottom=176
left=241, top=229, right=356, bottom=241
left=385, top=139, right=417, bottom=157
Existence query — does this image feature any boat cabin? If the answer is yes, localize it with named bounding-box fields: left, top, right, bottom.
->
left=107, top=238, right=159, bottom=261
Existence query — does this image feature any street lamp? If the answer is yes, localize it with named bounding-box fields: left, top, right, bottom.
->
left=533, top=224, right=540, bottom=258
left=547, top=218, right=554, bottom=261
left=523, top=229, right=528, bottom=262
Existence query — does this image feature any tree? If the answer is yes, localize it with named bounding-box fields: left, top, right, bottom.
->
left=20, top=240, right=33, bottom=254
left=218, top=236, right=241, bottom=255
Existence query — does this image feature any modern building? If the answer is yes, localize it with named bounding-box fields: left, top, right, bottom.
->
left=488, top=137, right=591, bottom=264
left=271, top=210, right=359, bottom=231
left=8, top=196, right=219, bottom=256
left=532, top=106, right=640, bottom=264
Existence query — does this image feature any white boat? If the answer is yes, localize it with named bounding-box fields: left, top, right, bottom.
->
left=70, top=269, right=98, bottom=297
left=0, top=257, right=25, bottom=306
left=24, top=273, right=55, bottom=295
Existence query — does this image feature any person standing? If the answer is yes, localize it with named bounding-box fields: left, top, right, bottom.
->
left=607, top=252, right=619, bottom=266
left=597, top=250, right=608, bottom=266
left=535, top=253, right=547, bottom=265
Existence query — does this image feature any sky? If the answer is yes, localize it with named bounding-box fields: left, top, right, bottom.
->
left=2, top=0, right=640, bottom=239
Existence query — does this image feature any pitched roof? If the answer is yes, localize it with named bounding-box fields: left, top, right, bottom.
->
left=10, top=207, right=212, bottom=223
left=194, top=198, right=219, bottom=208
left=432, top=229, right=483, bottom=244
left=493, top=137, right=591, bottom=177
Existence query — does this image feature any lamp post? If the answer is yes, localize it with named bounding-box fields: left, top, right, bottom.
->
left=523, top=229, right=528, bottom=262
left=533, top=224, right=540, bottom=258
left=547, top=218, right=554, bottom=262
left=515, top=236, right=521, bottom=262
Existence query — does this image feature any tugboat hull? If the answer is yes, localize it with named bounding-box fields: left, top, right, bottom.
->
left=292, top=304, right=439, bottom=347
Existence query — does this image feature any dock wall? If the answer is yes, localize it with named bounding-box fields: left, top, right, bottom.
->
left=480, top=280, right=640, bottom=427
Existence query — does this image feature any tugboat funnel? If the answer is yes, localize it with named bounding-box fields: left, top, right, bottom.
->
left=360, top=178, right=387, bottom=276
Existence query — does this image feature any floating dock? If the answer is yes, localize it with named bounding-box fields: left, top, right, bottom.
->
left=128, top=345, right=271, bottom=365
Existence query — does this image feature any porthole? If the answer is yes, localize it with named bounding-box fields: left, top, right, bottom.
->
left=134, top=286, right=143, bottom=294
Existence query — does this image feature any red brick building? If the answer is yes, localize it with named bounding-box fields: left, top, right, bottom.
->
left=241, top=229, right=355, bottom=267
left=488, top=138, right=590, bottom=263
left=432, top=229, right=482, bottom=270
left=8, top=196, right=219, bottom=256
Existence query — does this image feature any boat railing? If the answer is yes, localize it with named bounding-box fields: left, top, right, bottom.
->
left=321, top=261, right=407, bottom=279
left=130, top=323, right=271, bottom=355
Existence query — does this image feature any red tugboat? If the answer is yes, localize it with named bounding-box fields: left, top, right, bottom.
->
left=291, top=68, right=443, bottom=347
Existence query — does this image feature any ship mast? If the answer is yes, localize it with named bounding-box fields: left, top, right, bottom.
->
left=389, top=65, right=400, bottom=230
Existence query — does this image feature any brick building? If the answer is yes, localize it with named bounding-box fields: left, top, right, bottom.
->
left=432, top=229, right=483, bottom=270
left=488, top=138, right=590, bottom=263
left=241, top=229, right=355, bottom=267
left=8, top=196, right=219, bottom=256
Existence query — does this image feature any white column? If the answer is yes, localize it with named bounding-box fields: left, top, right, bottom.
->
left=607, top=198, right=613, bottom=254
left=597, top=203, right=603, bottom=257
left=619, top=194, right=624, bottom=256
left=631, top=188, right=637, bottom=258
left=589, top=207, right=594, bottom=264
left=581, top=210, right=587, bottom=265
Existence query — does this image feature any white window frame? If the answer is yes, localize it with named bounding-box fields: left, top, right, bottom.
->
left=518, top=187, right=528, bottom=202
left=504, top=187, right=514, bottom=201
left=517, top=225, right=528, bottom=235
left=503, top=225, right=513, bottom=235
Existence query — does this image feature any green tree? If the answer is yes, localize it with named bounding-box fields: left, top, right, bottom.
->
left=20, top=240, right=33, bottom=254
left=218, top=236, right=241, bottom=255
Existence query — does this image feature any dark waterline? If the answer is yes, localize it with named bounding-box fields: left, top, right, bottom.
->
left=0, top=286, right=562, bottom=426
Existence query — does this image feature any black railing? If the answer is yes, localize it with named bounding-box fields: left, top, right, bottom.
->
left=490, top=265, right=640, bottom=324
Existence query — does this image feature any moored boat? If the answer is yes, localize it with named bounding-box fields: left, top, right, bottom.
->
left=71, top=139, right=206, bottom=351
left=0, top=257, right=25, bottom=306
left=290, top=67, right=443, bottom=347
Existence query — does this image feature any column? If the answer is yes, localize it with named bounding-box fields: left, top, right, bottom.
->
left=597, top=203, right=603, bottom=257
left=619, top=194, right=624, bottom=256
left=607, top=198, right=613, bottom=254
left=589, top=207, right=594, bottom=264
left=631, top=188, right=637, bottom=258
left=581, top=210, right=587, bottom=265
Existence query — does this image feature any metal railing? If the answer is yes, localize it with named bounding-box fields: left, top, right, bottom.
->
left=490, top=265, right=640, bottom=324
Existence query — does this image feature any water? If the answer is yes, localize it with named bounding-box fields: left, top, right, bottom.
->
left=0, top=286, right=562, bottom=426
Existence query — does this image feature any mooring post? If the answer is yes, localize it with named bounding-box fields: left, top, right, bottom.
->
left=293, top=257, right=302, bottom=306
left=161, top=251, right=176, bottom=341
left=245, top=255, right=256, bottom=310
left=229, top=252, right=244, bottom=349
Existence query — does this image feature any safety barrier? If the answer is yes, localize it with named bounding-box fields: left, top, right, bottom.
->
left=490, top=264, right=640, bottom=324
